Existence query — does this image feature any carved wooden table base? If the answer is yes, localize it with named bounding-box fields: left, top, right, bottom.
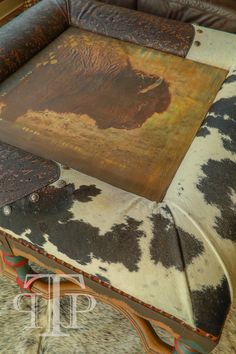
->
left=0, top=242, right=208, bottom=354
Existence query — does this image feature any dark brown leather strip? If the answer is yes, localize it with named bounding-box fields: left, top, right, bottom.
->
left=99, top=0, right=137, bottom=8
left=0, top=142, right=60, bottom=208
left=137, top=0, right=236, bottom=33
left=0, top=0, right=69, bottom=84
left=69, top=0, right=195, bottom=57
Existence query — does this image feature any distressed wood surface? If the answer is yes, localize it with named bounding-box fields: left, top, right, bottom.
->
left=0, top=27, right=227, bottom=201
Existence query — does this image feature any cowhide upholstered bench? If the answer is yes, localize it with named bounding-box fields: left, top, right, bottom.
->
left=0, top=1, right=236, bottom=353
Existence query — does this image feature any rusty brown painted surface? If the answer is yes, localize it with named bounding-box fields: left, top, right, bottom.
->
left=0, top=142, right=60, bottom=208
left=0, top=28, right=227, bottom=201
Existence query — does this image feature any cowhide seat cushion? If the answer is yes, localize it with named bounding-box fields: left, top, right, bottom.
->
left=0, top=69, right=235, bottom=339
left=0, top=0, right=236, bottom=349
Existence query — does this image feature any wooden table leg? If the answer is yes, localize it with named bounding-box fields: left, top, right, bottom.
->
left=173, top=338, right=208, bottom=354
left=0, top=244, right=34, bottom=292
left=0, top=242, right=211, bottom=354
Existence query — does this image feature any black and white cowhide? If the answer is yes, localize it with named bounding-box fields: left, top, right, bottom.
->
left=0, top=69, right=235, bottom=338
left=165, top=67, right=236, bottom=335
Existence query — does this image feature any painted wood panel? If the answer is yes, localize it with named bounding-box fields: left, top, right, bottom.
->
left=0, top=27, right=227, bottom=201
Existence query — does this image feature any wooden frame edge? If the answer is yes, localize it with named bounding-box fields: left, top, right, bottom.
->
left=0, top=230, right=218, bottom=353
left=0, top=248, right=173, bottom=354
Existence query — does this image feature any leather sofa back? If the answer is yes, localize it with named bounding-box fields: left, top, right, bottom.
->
left=102, top=0, right=236, bottom=33
left=70, top=0, right=194, bottom=57
left=24, top=0, right=236, bottom=33
left=100, top=0, right=136, bottom=8
left=0, top=0, right=194, bottom=83
left=138, top=0, right=236, bottom=33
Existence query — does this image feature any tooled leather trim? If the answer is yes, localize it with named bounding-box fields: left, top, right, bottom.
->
left=0, top=142, right=60, bottom=208
left=0, top=0, right=194, bottom=84
left=157, top=0, right=236, bottom=19
left=69, top=0, right=195, bottom=57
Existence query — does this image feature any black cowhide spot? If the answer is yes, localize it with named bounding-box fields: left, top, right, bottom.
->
left=196, top=126, right=210, bottom=138
left=0, top=185, right=144, bottom=272
left=50, top=216, right=143, bottom=272
left=191, top=276, right=231, bottom=336
left=203, top=96, right=236, bottom=153
left=99, top=266, right=107, bottom=272
left=150, top=208, right=204, bottom=271
left=224, top=74, right=236, bottom=85
left=196, top=77, right=236, bottom=151
left=177, top=182, right=185, bottom=197
left=73, top=184, right=101, bottom=202
left=197, top=159, right=236, bottom=242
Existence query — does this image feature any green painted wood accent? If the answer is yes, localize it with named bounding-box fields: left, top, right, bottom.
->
left=0, top=244, right=33, bottom=291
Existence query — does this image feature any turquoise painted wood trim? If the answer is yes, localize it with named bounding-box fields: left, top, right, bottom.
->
left=0, top=245, right=33, bottom=291
left=174, top=338, right=209, bottom=354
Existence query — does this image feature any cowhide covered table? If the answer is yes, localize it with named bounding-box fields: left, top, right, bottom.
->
left=0, top=1, right=235, bottom=353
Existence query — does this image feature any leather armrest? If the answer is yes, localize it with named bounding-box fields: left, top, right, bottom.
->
left=69, top=0, right=194, bottom=57
left=137, top=0, right=236, bottom=33
left=0, top=0, right=69, bottom=84
left=0, top=0, right=195, bottom=85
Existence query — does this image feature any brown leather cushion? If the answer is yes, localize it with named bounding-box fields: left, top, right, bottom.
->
left=0, top=0, right=195, bottom=84
left=100, top=0, right=137, bottom=8
left=209, top=0, right=236, bottom=11
left=137, top=0, right=236, bottom=33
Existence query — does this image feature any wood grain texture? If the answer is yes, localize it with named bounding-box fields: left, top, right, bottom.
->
left=0, top=230, right=217, bottom=352
left=0, top=250, right=173, bottom=354
left=0, top=3, right=24, bottom=26
left=0, top=236, right=215, bottom=354
left=0, top=27, right=227, bottom=201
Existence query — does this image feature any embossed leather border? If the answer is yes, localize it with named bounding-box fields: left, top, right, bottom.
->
left=70, top=0, right=195, bottom=57
left=0, top=142, right=60, bottom=208
left=0, top=0, right=195, bottom=83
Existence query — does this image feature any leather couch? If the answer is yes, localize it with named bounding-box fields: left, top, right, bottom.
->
left=24, top=0, right=236, bottom=32
left=0, top=1, right=236, bottom=354
left=102, top=0, right=236, bottom=33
